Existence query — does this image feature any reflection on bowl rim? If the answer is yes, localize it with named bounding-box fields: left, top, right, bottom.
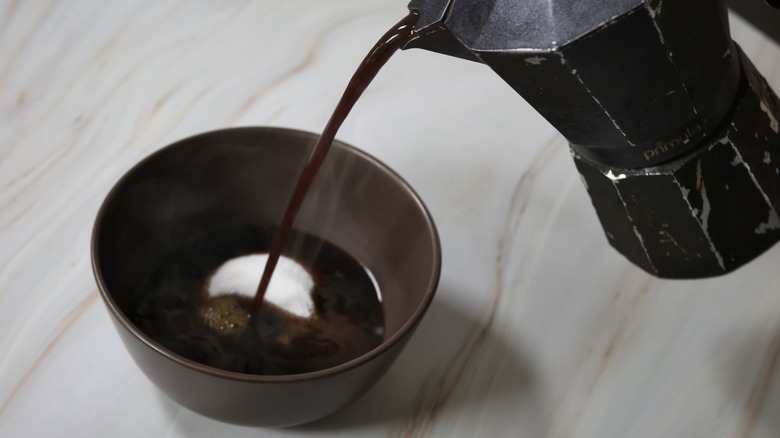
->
left=91, top=126, right=442, bottom=383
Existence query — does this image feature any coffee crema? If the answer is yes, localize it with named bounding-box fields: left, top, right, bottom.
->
left=135, top=227, right=384, bottom=375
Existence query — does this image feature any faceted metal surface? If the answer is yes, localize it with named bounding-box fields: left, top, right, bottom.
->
left=407, top=0, right=780, bottom=278
left=407, top=0, right=739, bottom=168
left=573, top=49, right=780, bottom=278
left=410, top=0, right=643, bottom=51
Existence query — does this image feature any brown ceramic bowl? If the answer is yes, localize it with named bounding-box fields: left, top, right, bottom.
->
left=91, top=127, right=440, bottom=427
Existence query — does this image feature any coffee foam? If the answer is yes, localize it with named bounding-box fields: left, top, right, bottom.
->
left=207, top=254, right=315, bottom=318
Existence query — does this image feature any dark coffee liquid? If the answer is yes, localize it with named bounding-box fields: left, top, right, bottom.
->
left=251, top=12, right=419, bottom=312
left=135, top=227, right=384, bottom=375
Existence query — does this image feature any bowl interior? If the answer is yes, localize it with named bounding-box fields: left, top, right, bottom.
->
left=93, top=127, right=440, bottom=376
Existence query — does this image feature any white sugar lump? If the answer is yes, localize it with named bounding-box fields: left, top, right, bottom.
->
left=207, top=254, right=315, bottom=318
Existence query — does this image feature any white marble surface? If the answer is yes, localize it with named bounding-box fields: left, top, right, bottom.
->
left=2, top=1, right=780, bottom=436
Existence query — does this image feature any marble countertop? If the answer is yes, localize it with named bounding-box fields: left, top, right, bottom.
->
left=2, top=1, right=780, bottom=437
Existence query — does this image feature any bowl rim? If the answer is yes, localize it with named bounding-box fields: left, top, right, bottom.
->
left=91, top=126, right=441, bottom=383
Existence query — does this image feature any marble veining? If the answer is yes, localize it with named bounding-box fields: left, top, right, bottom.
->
left=399, top=137, right=570, bottom=437
left=2, top=1, right=780, bottom=437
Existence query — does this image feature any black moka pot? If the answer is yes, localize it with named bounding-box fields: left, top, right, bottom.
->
left=405, top=0, right=780, bottom=278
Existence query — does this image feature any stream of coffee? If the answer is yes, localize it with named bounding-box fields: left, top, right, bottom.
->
left=250, top=12, right=419, bottom=313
